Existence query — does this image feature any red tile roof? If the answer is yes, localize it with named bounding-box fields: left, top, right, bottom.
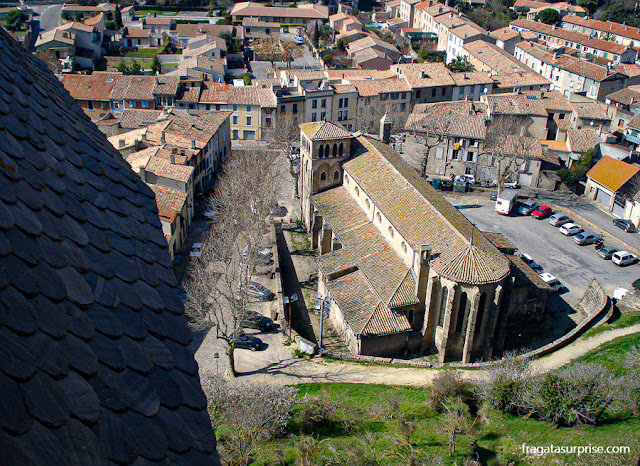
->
left=587, top=155, right=640, bottom=191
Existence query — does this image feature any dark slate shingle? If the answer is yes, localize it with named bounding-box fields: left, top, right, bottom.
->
left=0, top=28, right=219, bottom=464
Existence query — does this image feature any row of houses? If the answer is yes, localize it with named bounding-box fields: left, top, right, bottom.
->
left=62, top=62, right=555, bottom=143
left=105, top=109, right=231, bottom=259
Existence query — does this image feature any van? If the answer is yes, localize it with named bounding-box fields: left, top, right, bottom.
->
left=539, top=272, right=562, bottom=293
left=495, top=189, right=518, bottom=215
left=612, top=251, right=638, bottom=266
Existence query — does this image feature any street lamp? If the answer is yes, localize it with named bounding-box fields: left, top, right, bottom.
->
left=315, top=293, right=331, bottom=349
left=283, top=293, right=298, bottom=341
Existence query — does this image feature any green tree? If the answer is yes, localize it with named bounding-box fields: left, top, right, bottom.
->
left=558, top=148, right=595, bottom=187
left=151, top=56, right=162, bottom=74
left=3, top=9, right=28, bottom=32
left=446, top=56, right=475, bottom=72
left=129, top=61, right=142, bottom=75
left=601, top=4, right=636, bottom=26
left=61, top=11, right=70, bottom=21
left=313, top=21, right=319, bottom=48
left=114, top=4, right=123, bottom=29
left=577, top=0, right=598, bottom=16
left=117, top=61, right=129, bottom=73
left=535, top=8, right=561, bottom=25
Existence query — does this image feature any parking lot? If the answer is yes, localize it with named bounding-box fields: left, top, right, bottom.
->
left=444, top=192, right=639, bottom=307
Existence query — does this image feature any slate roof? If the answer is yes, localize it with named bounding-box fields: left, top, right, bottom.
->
left=0, top=28, right=218, bottom=464
left=299, top=121, right=352, bottom=141
left=587, top=155, right=640, bottom=191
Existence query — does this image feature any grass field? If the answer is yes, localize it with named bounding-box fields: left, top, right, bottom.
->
left=573, top=332, right=640, bottom=375
left=125, top=49, right=159, bottom=59
left=582, top=311, right=640, bottom=340
left=244, top=383, right=640, bottom=465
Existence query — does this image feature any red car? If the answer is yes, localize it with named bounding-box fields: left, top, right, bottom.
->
left=531, top=205, right=552, bottom=219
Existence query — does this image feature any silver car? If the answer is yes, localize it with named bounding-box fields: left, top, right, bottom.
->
left=549, top=213, right=572, bottom=227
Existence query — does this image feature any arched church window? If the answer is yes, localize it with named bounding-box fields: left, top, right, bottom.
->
left=320, top=172, right=327, bottom=181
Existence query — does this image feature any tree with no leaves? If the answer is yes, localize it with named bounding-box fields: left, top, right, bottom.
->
left=253, top=37, right=281, bottom=70
left=183, top=149, right=279, bottom=377
left=405, top=108, right=454, bottom=178
left=436, top=401, right=474, bottom=456
left=482, top=116, right=536, bottom=193
left=264, top=112, right=301, bottom=198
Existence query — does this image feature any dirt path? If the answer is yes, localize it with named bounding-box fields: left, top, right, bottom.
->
left=530, top=323, right=640, bottom=373
left=196, top=324, right=640, bottom=387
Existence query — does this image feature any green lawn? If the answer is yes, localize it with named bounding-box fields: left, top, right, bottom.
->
left=246, top=383, right=640, bottom=465
left=573, top=332, right=640, bottom=375
left=125, top=49, right=159, bottom=59
left=582, top=311, right=640, bottom=340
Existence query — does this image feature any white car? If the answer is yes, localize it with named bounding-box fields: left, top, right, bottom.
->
left=517, top=252, right=543, bottom=273
left=612, top=251, right=639, bottom=266
left=294, top=34, right=304, bottom=45
left=559, top=223, right=583, bottom=236
left=539, top=272, right=563, bottom=293
left=613, top=287, right=630, bottom=301
left=190, top=243, right=202, bottom=257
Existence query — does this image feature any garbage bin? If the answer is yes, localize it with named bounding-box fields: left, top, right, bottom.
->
left=440, top=180, right=453, bottom=191
left=431, top=178, right=442, bottom=189
left=453, top=181, right=467, bottom=192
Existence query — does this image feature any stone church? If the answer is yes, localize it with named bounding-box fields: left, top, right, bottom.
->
left=299, top=119, right=548, bottom=362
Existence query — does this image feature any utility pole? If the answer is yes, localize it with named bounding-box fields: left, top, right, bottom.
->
left=315, top=293, right=331, bottom=349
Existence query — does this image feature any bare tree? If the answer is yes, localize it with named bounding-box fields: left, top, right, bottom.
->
left=184, top=149, right=279, bottom=377
left=483, top=116, right=537, bottom=193
left=253, top=37, right=281, bottom=70
left=205, top=377, right=298, bottom=465
left=436, top=400, right=474, bottom=456
left=354, top=101, right=411, bottom=137
left=265, top=112, right=301, bottom=198
left=475, top=350, right=533, bottom=413
left=405, top=109, right=454, bottom=178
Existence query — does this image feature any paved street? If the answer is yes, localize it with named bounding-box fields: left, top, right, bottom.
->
left=444, top=191, right=639, bottom=306
left=27, top=3, right=63, bottom=31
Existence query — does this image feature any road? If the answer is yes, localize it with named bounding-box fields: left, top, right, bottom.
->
left=444, top=191, right=639, bottom=306
left=28, top=3, right=63, bottom=32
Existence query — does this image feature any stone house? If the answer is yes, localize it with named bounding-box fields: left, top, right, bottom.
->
left=585, top=155, right=640, bottom=218
left=299, top=120, right=547, bottom=361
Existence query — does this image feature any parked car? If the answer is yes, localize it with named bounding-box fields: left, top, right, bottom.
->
left=241, top=245, right=273, bottom=265
left=455, top=174, right=477, bottom=185
left=559, top=223, right=583, bottom=236
left=531, top=205, right=552, bottom=219
left=229, top=333, right=263, bottom=351
left=517, top=252, right=543, bottom=273
left=613, top=219, right=637, bottom=233
left=504, top=180, right=520, bottom=189
left=539, top=272, right=563, bottom=293
left=237, top=281, right=275, bottom=301
left=294, top=34, right=304, bottom=45
left=243, top=310, right=275, bottom=331
left=597, top=246, right=619, bottom=260
left=549, top=213, right=572, bottom=227
left=611, top=250, right=639, bottom=266
left=613, top=287, right=630, bottom=301
left=573, top=232, right=602, bottom=245
left=190, top=243, right=202, bottom=257
left=517, top=200, right=539, bottom=216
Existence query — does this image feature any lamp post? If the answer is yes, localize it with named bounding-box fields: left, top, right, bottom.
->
left=283, top=293, right=298, bottom=341
left=315, top=293, right=331, bottom=349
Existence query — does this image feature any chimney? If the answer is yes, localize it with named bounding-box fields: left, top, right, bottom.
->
left=172, top=147, right=177, bottom=154
left=379, top=113, right=392, bottom=144
left=160, top=130, right=165, bottom=144
left=191, top=139, right=196, bottom=149
left=138, top=166, right=146, bottom=182
left=118, top=139, right=125, bottom=148
left=170, top=151, right=175, bottom=164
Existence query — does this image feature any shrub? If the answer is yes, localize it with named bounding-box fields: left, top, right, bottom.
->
left=476, top=350, right=532, bottom=413
left=300, top=391, right=341, bottom=431
left=243, top=72, right=252, bottom=85
left=104, top=20, right=116, bottom=30
left=429, top=370, right=467, bottom=411
left=521, top=363, right=618, bottom=427
left=488, top=377, right=519, bottom=412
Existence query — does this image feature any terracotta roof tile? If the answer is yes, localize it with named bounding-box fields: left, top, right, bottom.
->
left=145, top=155, right=195, bottom=183
left=587, top=155, right=640, bottom=191
left=567, top=128, right=599, bottom=153
left=149, top=184, right=188, bottom=223
left=406, top=112, right=487, bottom=140
left=570, top=101, right=610, bottom=121
left=299, top=121, right=352, bottom=141
left=61, top=72, right=122, bottom=101
left=394, top=62, right=456, bottom=88
left=352, top=77, right=411, bottom=96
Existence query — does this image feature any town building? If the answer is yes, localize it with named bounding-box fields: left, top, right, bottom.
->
left=241, top=17, right=281, bottom=40
left=35, top=21, right=101, bottom=69
left=586, top=155, right=640, bottom=217
left=231, top=2, right=328, bottom=25
left=560, top=14, right=640, bottom=48
left=298, top=120, right=547, bottom=361
left=60, top=71, right=122, bottom=119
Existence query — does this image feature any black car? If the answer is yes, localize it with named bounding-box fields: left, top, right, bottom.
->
left=229, top=333, right=263, bottom=351
left=243, top=310, right=275, bottom=331
left=613, top=219, right=637, bottom=233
